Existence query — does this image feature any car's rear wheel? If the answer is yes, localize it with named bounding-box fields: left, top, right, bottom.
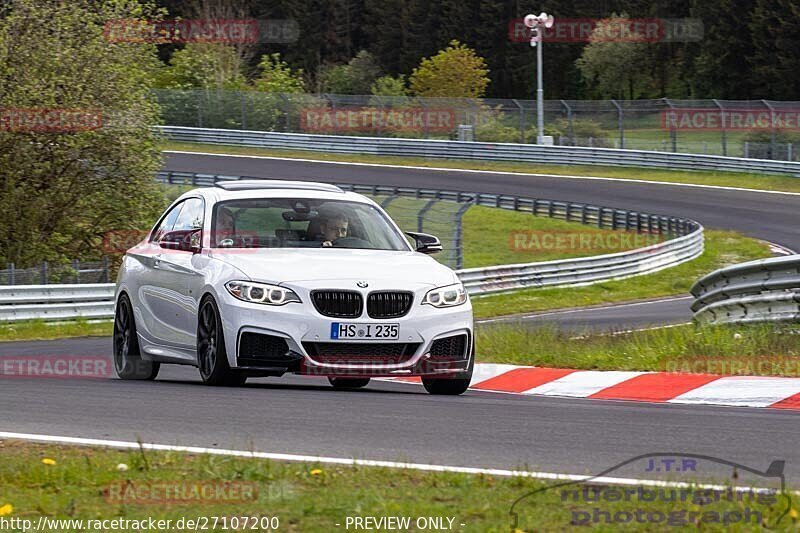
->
left=197, top=297, right=247, bottom=387
left=113, top=294, right=159, bottom=380
left=421, top=339, right=474, bottom=395
left=328, top=377, right=370, bottom=389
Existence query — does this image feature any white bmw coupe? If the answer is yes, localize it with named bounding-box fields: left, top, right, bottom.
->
left=114, top=180, right=474, bottom=394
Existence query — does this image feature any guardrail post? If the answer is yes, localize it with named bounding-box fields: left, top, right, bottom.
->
left=713, top=99, right=727, bottom=156
left=8, top=263, right=14, bottom=285
left=417, top=199, right=438, bottom=233
left=41, top=261, right=48, bottom=285
left=513, top=99, right=525, bottom=144
left=763, top=100, right=776, bottom=159
left=453, top=200, right=474, bottom=270
left=240, top=91, right=247, bottom=130
left=279, top=93, right=291, bottom=132
left=73, top=258, right=80, bottom=284
left=561, top=100, right=574, bottom=144
left=196, top=90, right=203, bottom=128
left=611, top=99, right=623, bottom=149
left=103, top=256, right=110, bottom=283
left=663, top=98, right=677, bottom=152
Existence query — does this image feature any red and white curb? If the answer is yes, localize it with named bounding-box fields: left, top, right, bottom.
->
left=384, top=363, right=800, bottom=410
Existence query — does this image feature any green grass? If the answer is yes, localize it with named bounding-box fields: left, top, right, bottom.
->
left=478, top=322, right=800, bottom=377
left=0, top=440, right=793, bottom=532
left=162, top=140, right=800, bottom=193
left=471, top=230, right=771, bottom=319
left=461, top=205, right=660, bottom=267
left=0, top=319, right=111, bottom=342
left=370, top=197, right=654, bottom=268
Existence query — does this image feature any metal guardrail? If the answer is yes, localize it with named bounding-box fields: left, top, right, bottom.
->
left=158, top=126, right=800, bottom=177
left=691, top=255, right=800, bottom=324
left=0, top=284, right=115, bottom=323
left=0, top=177, right=704, bottom=322
left=161, top=172, right=705, bottom=297
left=155, top=90, right=800, bottom=160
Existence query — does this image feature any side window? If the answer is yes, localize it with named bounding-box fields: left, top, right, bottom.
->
left=150, top=201, right=184, bottom=243
left=172, top=198, right=205, bottom=232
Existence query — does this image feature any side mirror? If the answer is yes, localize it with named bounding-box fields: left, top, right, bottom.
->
left=159, top=229, right=202, bottom=253
left=405, top=231, right=442, bottom=255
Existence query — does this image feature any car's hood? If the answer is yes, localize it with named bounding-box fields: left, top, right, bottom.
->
left=210, top=248, right=459, bottom=288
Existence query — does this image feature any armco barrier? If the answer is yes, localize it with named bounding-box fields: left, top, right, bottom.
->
left=157, top=172, right=705, bottom=294
left=0, top=178, right=704, bottom=322
left=691, top=255, right=800, bottom=324
left=0, top=284, right=115, bottom=322
left=157, top=126, right=800, bottom=177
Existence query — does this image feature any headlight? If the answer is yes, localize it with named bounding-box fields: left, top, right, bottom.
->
left=225, top=281, right=301, bottom=306
left=422, top=283, right=467, bottom=308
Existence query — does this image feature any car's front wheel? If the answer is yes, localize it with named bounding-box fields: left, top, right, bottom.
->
left=197, top=296, right=247, bottom=387
left=328, top=377, right=370, bottom=390
left=113, top=294, right=160, bottom=380
left=421, top=340, right=474, bottom=395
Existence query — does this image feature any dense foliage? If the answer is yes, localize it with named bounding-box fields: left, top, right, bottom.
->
left=0, top=0, right=166, bottom=268
left=157, top=0, right=800, bottom=100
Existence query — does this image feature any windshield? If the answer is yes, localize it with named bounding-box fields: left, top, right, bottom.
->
left=211, top=198, right=410, bottom=251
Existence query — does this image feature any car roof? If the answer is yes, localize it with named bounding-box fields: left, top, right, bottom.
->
left=177, top=180, right=376, bottom=206
left=215, top=179, right=344, bottom=193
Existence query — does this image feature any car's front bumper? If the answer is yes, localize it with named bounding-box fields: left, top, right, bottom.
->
left=218, top=287, right=473, bottom=378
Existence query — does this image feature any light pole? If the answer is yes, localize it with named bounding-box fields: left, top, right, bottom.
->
left=524, top=12, right=554, bottom=145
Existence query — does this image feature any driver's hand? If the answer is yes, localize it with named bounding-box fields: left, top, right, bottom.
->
left=322, top=240, right=333, bottom=247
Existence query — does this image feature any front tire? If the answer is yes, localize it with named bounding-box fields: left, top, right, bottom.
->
left=113, top=294, right=159, bottom=380
left=197, top=296, right=247, bottom=387
left=421, top=339, right=474, bottom=395
left=328, top=377, right=370, bottom=390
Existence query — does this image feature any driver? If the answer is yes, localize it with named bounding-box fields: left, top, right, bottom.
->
left=316, top=207, right=349, bottom=247
left=215, top=207, right=236, bottom=246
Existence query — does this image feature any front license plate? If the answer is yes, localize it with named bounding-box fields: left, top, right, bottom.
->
left=330, top=323, right=399, bottom=340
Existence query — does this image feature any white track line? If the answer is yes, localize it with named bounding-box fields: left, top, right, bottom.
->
left=0, top=431, right=787, bottom=494
left=164, top=149, right=800, bottom=197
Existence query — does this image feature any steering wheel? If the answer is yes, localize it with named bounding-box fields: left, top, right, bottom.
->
left=330, top=237, right=372, bottom=249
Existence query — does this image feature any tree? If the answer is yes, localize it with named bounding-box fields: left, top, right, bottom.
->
left=253, top=53, right=306, bottom=93
left=371, top=75, right=407, bottom=96
left=748, top=0, right=800, bottom=99
left=317, top=50, right=382, bottom=94
left=0, top=0, right=166, bottom=267
left=575, top=14, right=652, bottom=99
left=409, top=40, right=490, bottom=98
left=154, top=43, right=247, bottom=89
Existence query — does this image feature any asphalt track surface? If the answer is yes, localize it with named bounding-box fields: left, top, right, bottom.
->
left=2, top=153, right=800, bottom=488
left=2, top=338, right=800, bottom=486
